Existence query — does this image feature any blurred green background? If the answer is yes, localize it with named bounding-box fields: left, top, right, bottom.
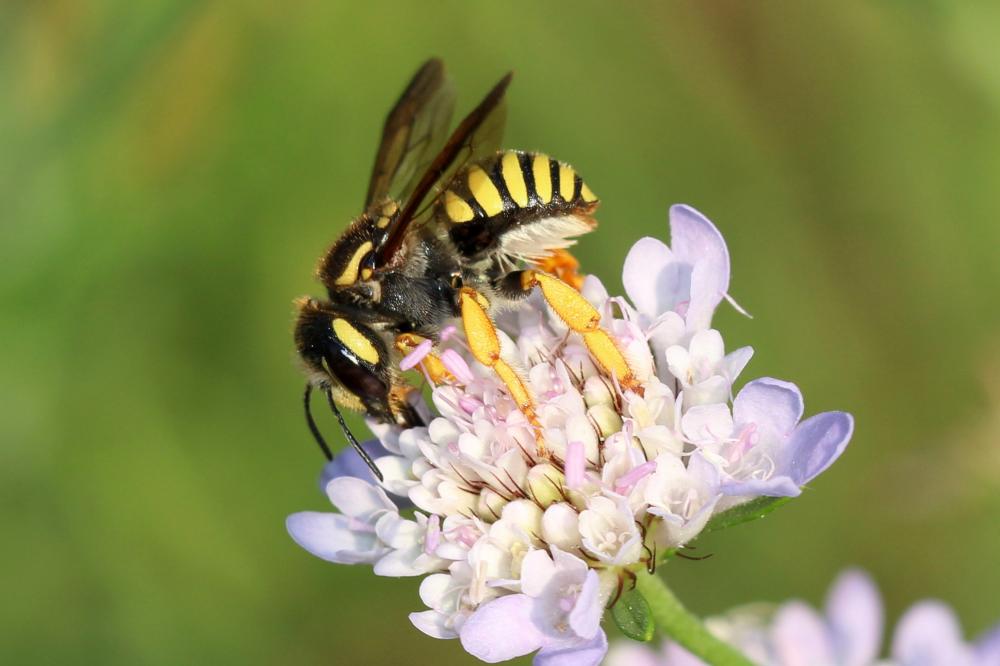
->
left=3, top=1, right=1000, bottom=664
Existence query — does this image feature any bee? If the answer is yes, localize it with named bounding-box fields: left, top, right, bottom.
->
left=295, top=59, right=635, bottom=479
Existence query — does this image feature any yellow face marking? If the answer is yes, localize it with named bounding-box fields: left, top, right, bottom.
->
left=360, top=267, right=373, bottom=281
left=501, top=152, right=528, bottom=207
left=381, top=201, right=398, bottom=216
left=375, top=216, right=391, bottom=229
left=468, top=166, right=504, bottom=217
left=558, top=164, right=576, bottom=201
left=444, top=190, right=474, bottom=223
left=532, top=154, right=552, bottom=203
left=332, top=318, right=380, bottom=365
left=334, top=240, right=373, bottom=286
left=580, top=182, right=597, bottom=203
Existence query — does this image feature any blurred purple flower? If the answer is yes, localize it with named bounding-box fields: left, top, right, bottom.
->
left=606, top=569, right=1000, bottom=666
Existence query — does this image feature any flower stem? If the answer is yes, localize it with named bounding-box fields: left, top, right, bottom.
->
left=635, top=571, right=756, bottom=666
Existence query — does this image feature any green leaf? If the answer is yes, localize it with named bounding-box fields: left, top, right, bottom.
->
left=612, top=586, right=655, bottom=642
left=704, top=496, right=792, bottom=533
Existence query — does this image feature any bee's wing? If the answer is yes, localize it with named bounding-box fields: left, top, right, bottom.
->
left=365, top=59, right=457, bottom=209
left=374, top=71, right=511, bottom=267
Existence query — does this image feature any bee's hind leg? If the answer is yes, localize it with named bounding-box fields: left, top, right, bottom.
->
left=497, top=270, right=639, bottom=393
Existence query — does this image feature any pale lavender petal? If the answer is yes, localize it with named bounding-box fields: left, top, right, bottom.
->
left=732, top=378, right=804, bottom=443
left=460, top=594, right=544, bottom=663
left=520, top=548, right=557, bottom=597
left=568, top=570, right=602, bottom=639
left=771, top=601, right=837, bottom=666
left=892, top=601, right=974, bottom=666
left=535, top=630, right=608, bottom=666
left=723, top=346, right=754, bottom=384
left=318, top=439, right=392, bottom=489
left=564, top=441, right=586, bottom=489
left=623, top=236, right=674, bottom=318
left=721, top=475, right=801, bottom=498
left=325, top=476, right=395, bottom=521
left=782, top=412, right=854, bottom=486
left=825, top=568, right=883, bottom=666
left=669, top=204, right=730, bottom=331
left=409, top=610, right=457, bottom=639
left=286, top=512, right=382, bottom=564
left=974, top=621, right=1000, bottom=664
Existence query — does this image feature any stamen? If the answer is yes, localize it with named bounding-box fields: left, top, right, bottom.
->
left=564, top=440, right=586, bottom=489
left=440, top=324, right=458, bottom=341
left=440, top=348, right=475, bottom=384
left=424, top=515, right=441, bottom=555
left=400, top=339, right=433, bottom=371
left=614, top=460, right=657, bottom=495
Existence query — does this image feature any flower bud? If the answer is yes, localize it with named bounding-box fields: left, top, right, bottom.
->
left=526, top=463, right=565, bottom=508
left=541, top=502, right=582, bottom=550
left=588, top=403, right=623, bottom=438
left=583, top=375, right=614, bottom=408
left=476, top=488, right=508, bottom=522
left=500, top=499, right=543, bottom=535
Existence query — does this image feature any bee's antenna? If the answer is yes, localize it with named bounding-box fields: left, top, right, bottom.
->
left=324, top=388, right=384, bottom=482
left=304, top=383, right=333, bottom=461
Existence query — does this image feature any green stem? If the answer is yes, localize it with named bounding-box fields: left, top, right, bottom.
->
left=635, top=571, right=756, bottom=666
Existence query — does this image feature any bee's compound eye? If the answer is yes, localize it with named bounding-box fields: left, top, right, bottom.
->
left=360, top=252, right=377, bottom=282
left=325, top=318, right=388, bottom=400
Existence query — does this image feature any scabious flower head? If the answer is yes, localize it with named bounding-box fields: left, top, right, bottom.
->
left=606, top=569, right=1000, bottom=666
left=287, top=204, right=855, bottom=666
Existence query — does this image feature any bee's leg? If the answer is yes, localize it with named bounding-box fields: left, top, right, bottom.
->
left=457, top=288, right=541, bottom=437
left=387, top=382, right=425, bottom=427
left=499, top=270, right=639, bottom=393
left=534, top=249, right=585, bottom=291
left=395, top=333, right=452, bottom=385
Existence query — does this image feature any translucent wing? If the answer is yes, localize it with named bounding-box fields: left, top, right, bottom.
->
left=375, top=71, right=511, bottom=266
left=365, top=59, right=456, bottom=208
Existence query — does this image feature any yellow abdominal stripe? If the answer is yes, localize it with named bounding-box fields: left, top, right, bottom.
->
left=468, top=165, right=504, bottom=217
left=444, top=190, right=474, bottom=223
left=532, top=154, right=552, bottom=203
left=334, top=240, right=373, bottom=286
left=558, top=164, right=576, bottom=201
left=332, top=318, right=380, bottom=365
left=501, top=152, right=528, bottom=207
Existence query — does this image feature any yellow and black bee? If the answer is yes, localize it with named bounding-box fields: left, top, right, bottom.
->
left=295, top=59, right=636, bottom=479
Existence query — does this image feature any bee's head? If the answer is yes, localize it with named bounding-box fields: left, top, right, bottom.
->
left=293, top=298, right=392, bottom=421
left=317, top=202, right=400, bottom=292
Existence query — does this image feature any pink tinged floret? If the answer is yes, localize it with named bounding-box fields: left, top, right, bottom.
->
left=613, top=460, right=657, bottom=495
left=424, top=514, right=442, bottom=555
left=400, top=339, right=433, bottom=371
left=564, top=441, right=586, bottom=489
left=458, top=395, right=481, bottom=414
left=440, top=348, right=475, bottom=384
left=440, top=324, right=458, bottom=341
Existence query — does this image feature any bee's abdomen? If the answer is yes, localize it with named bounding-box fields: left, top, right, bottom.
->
left=440, top=151, right=598, bottom=259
